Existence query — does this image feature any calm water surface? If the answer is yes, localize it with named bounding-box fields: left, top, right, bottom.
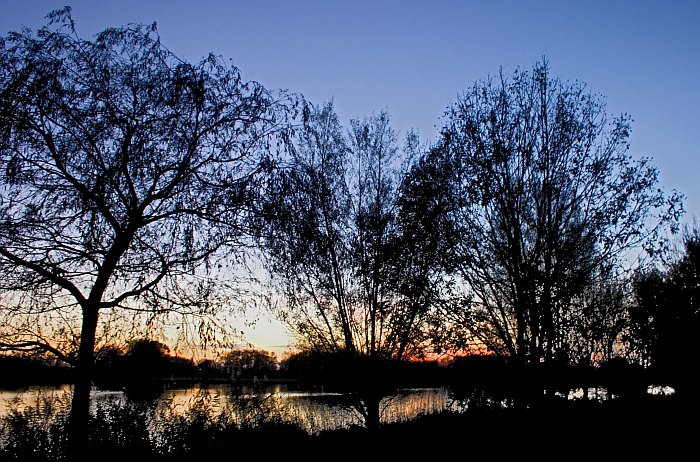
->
left=0, top=383, right=674, bottom=433
left=0, top=384, right=452, bottom=433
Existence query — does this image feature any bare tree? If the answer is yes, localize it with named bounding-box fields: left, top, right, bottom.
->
left=258, top=102, right=446, bottom=361
left=562, top=275, right=629, bottom=365
left=0, top=7, right=298, bottom=438
left=432, top=60, right=683, bottom=365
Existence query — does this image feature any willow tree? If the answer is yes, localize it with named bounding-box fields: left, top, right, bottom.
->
left=0, top=8, right=297, bottom=434
left=258, top=102, right=452, bottom=429
left=258, top=102, right=448, bottom=362
left=431, top=60, right=683, bottom=365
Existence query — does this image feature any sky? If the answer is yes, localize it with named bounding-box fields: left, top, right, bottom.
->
left=1, top=0, right=699, bottom=357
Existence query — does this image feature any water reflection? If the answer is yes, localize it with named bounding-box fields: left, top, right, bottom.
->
left=154, top=385, right=454, bottom=433
left=158, top=384, right=363, bottom=433
left=0, top=382, right=676, bottom=433
left=647, top=385, right=675, bottom=396
left=0, top=384, right=453, bottom=433
left=0, top=384, right=73, bottom=421
left=556, top=387, right=611, bottom=400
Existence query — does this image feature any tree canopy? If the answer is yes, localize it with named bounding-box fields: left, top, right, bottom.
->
left=420, top=61, right=683, bottom=364
left=0, top=7, right=299, bottom=429
left=629, top=227, right=700, bottom=394
left=257, top=102, right=450, bottom=360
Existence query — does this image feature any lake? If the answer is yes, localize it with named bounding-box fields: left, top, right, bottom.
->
left=0, top=382, right=674, bottom=433
left=0, top=383, right=454, bottom=433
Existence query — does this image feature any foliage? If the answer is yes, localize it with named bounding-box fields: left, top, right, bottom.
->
left=258, top=101, right=449, bottom=360
left=223, top=348, right=278, bottom=378
left=0, top=7, right=299, bottom=426
left=628, top=228, right=700, bottom=391
left=560, top=278, right=629, bottom=365
left=426, top=59, right=683, bottom=364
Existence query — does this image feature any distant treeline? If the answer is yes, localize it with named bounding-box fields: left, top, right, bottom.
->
left=0, top=341, right=668, bottom=400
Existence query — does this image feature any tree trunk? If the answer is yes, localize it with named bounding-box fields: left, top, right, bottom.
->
left=69, top=306, right=100, bottom=456
left=362, top=392, right=382, bottom=431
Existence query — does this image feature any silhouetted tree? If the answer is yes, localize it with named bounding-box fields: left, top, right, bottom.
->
left=629, top=228, right=700, bottom=396
left=562, top=277, right=629, bottom=365
left=258, top=102, right=446, bottom=362
left=94, top=344, right=125, bottom=381
left=0, top=352, right=72, bottom=385
left=427, top=60, right=682, bottom=365
left=258, top=102, right=453, bottom=429
left=224, top=348, right=278, bottom=379
left=628, top=269, right=665, bottom=367
left=0, top=8, right=298, bottom=444
left=124, top=338, right=171, bottom=379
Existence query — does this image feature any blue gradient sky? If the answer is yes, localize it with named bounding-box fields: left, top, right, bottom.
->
left=2, top=1, right=699, bottom=355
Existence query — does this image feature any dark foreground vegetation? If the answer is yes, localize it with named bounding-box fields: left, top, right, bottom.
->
left=1, top=349, right=696, bottom=460
left=0, top=392, right=694, bottom=461
left=2, top=340, right=698, bottom=460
